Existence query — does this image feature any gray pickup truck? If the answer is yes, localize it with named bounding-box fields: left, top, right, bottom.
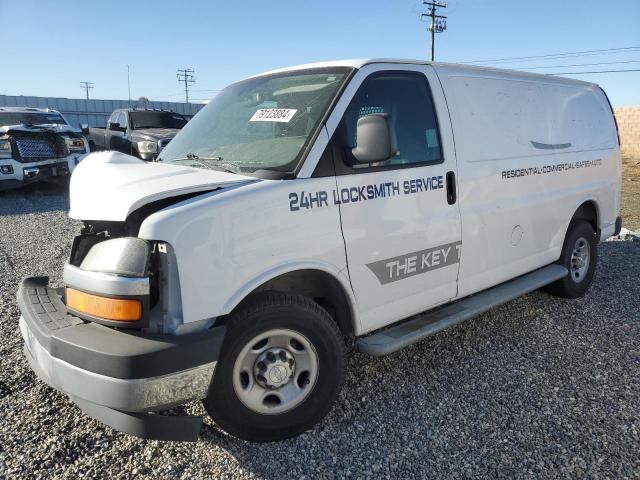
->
left=87, top=108, right=188, bottom=161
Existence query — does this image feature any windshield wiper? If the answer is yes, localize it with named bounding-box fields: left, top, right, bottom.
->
left=185, top=153, right=224, bottom=161
left=167, top=154, right=239, bottom=174
left=167, top=154, right=223, bottom=164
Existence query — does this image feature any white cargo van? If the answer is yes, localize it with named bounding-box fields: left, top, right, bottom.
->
left=18, top=59, right=621, bottom=442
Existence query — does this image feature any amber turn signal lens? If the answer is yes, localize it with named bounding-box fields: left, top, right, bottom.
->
left=66, top=288, right=142, bottom=322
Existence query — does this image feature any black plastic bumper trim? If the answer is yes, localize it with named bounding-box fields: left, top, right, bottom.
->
left=18, top=276, right=225, bottom=380
left=614, top=216, right=622, bottom=236
left=73, top=397, right=203, bottom=442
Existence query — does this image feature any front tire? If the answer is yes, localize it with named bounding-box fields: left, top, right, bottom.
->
left=545, top=220, right=597, bottom=298
left=204, top=292, right=345, bottom=442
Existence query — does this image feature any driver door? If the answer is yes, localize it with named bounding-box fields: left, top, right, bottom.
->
left=330, top=66, right=461, bottom=333
left=109, top=111, right=128, bottom=153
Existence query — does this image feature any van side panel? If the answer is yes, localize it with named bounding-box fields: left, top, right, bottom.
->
left=444, top=75, right=617, bottom=162
left=435, top=66, right=620, bottom=298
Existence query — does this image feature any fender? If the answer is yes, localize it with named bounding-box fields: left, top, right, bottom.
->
left=557, top=195, right=601, bottom=250
left=222, top=260, right=360, bottom=333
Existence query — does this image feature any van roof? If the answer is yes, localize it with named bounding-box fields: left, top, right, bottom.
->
left=249, top=58, right=596, bottom=87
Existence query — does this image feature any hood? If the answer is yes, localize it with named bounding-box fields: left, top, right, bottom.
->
left=0, top=123, right=81, bottom=135
left=69, top=151, right=257, bottom=221
left=130, top=128, right=181, bottom=140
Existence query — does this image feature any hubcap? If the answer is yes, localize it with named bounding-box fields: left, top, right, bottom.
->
left=254, top=347, right=295, bottom=389
left=570, top=236, right=590, bottom=283
left=232, top=328, right=318, bottom=414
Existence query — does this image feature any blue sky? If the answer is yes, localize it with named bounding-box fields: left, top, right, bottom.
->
left=1, top=0, right=639, bottom=105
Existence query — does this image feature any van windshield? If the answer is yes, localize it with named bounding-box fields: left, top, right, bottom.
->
left=0, top=112, right=67, bottom=127
left=130, top=111, right=187, bottom=130
left=158, top=68, right=351, bottom=176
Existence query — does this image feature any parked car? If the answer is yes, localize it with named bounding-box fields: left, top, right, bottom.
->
left=86, top=108, right=188, bottom=161
left=0, top=107, right=89, bottom=189
left=18, top=59, right=621, bottom=442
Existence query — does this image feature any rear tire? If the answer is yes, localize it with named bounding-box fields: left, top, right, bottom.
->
left=204, top=292, right=345, bottom=442
left=544, top=220, right=597, bottom=298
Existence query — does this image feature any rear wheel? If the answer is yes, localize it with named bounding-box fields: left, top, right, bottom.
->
left=204, top=292, right=345, bottom=442
left=545, top=220, right=597, bottom=298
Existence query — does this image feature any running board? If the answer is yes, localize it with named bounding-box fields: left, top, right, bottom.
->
left=356, top=265, right=568, bottom=356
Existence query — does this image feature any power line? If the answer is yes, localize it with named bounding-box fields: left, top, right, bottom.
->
left=151, top=89, right=221, bottom=100
left=80, top=81, right=94, bottom=100
left=461, top=46, right=640, bottom=65
left=176, top=68, right=196, bottom=103
left=491, top=49, right=640, bottom=65
left=517, top=59, right=640, bottom=70
left=420, top=1, right=447, bottom=62
left=462, top=46, right=640, bottom=64
left=149, top=92, right=192, bottom=99
left=546, top=69, right=640, bottom=75
left=127, top=65, right=132, bottom=108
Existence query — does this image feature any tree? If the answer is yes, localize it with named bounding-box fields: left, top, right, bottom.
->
left=138, top=96, right=150, bottom=103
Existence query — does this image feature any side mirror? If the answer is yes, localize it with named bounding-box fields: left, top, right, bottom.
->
left=80, top=123, right=89, bottom=134
left=351, top=114, right=398, bottom=164
left=108, top=122, right=122, bottom=131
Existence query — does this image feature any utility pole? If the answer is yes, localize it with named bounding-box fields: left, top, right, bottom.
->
left=127, top=65, right=132, bottom=107
left=421, top=1, right=447, bottom=61
left=176, top=68, right=195, bottom=103
left=80, top=81, right=94, bottom=100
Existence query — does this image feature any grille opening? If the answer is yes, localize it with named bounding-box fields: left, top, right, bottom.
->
left=11, top=134, right=67, bottom=162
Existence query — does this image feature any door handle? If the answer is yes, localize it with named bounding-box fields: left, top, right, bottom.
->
left=446, top=171, right=457, bottom=205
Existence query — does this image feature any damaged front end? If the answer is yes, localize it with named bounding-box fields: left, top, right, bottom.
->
left=65, top=192, right=209, bottom=333
left=15, top=159, right=244, bottom=440
left=18, top=272, right=224, bottom=441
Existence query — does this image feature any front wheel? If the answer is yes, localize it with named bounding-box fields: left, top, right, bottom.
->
left=545, top=220, right=598, bottom=298
left=204, top=292, right=345, bottom=442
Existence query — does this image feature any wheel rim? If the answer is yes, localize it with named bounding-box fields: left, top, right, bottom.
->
left=232, top=328, right=319, bottom=415
left=570, top=236, right=590, bottom=283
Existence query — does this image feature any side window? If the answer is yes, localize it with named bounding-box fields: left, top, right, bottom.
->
left=334, top=72, right=442, bottom=171
left=108, top=111, right=119, bottom=127
left=117, top=112, right=127, bottom=129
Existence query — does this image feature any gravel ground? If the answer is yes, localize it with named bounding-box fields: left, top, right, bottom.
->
left=621, top=156, right=640, bottom=231
left=1, top=182, right=639, bottom=479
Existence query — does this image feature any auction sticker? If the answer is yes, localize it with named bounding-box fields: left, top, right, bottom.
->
left=250, top=108, right=297, bottom=122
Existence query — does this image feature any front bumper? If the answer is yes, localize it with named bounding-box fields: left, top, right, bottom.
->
left=0, top=153, right=87, bottom=188
left=18, top=277, right=225, bottom=441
